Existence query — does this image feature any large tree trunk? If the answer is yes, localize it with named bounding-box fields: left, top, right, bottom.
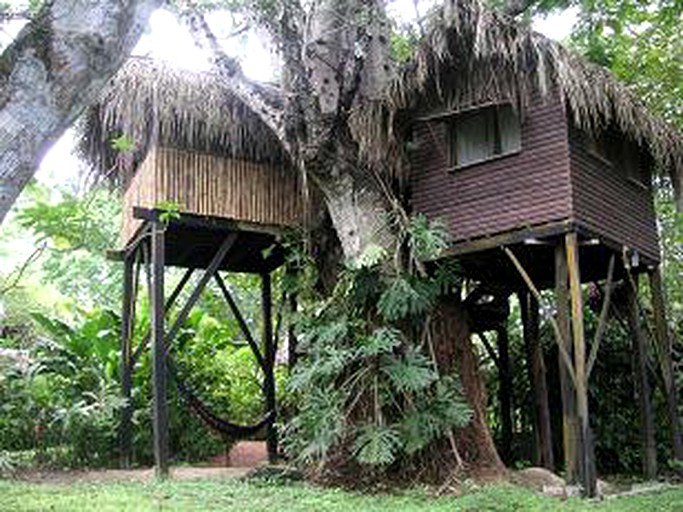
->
left=302, top=0, right=504, bottom=478
left=316, top=160, right=395, bottom=261
left=0, top=0, right=160, bottom=223
left=431, top=296, right=506, bottom=474
left=185, top=0, right=506, bottom=480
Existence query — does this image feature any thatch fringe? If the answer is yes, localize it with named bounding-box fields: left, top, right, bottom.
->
left=83, top=0, right=682, bottom=189
left=79, top=57, right=287, bottom=187
left=352, top=0, right=683, bottom=182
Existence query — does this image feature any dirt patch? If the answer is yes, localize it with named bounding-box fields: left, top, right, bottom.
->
left=13, top=466, right=251, bottom=485
left=208, top=441, right=268, bottom=468
left=12, top=441, right=269, bottom=485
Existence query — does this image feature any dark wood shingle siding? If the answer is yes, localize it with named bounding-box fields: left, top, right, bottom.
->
left=409, top=94, right=573, bottom=242
left=568, top=125, right=660, bottom=263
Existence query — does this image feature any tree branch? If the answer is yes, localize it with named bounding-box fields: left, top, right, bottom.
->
left=0, top=10, right=31, bottom=22
left=0, top=241, right=47, bottom=295
left=178, top=5, right=289, bottom=153
left=0, top=0, right=161, bottom=224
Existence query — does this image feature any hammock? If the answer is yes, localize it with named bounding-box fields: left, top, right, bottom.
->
left=168, top=358, right=274, bottom=438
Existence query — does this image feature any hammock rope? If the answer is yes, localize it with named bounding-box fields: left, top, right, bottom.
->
left=168, top=358, right=274, bottom=438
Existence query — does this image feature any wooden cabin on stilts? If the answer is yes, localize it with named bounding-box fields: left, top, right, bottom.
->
left=392, top=3, right=683, bottom=494
left=83, top=0, right=683, bottom=495
left=86, top=59, right=302, bottom=477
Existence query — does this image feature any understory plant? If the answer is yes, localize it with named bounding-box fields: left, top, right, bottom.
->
left=281, top=215, right=472, bottom=472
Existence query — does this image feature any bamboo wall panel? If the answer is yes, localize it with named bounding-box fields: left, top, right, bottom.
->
left=568, top=125, right=659, bottom=263
left=409, top=93, right=573, bottom=243
left=121, top=148, right=159, bottom=245
left=121, top=147, right=302, bottom=245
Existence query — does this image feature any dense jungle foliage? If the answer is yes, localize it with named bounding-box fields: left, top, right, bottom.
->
left=1, top=181, right=682, bottom=478
left=0, top=183, right=280, bottom=471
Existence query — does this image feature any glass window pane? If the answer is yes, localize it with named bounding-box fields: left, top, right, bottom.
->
left=498, top=106, right=521, bottom=154
left=455, top=112, right=494, bottom=166
left=448, top=104, right=521, bottom=168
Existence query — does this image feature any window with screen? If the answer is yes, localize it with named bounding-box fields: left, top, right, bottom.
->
left=448, top=104, right=521, bottom=169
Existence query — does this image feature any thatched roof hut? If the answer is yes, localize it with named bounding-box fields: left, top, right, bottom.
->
left=80, top=57, right=287, bottom=188
left=356, top=0, right=683, bottom=185
left=81, top=0, right=682, bottom=189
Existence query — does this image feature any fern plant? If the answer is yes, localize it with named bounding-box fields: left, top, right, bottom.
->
left=281, top=216, right=471, bottom=471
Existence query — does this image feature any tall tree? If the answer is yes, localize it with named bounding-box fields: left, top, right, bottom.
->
left=0, top=0, right=161, bottom=223
left=180, top=0, right=504, bottom=474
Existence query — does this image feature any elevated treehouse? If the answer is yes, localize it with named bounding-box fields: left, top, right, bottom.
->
left=84, top=4, right=683, bottom=491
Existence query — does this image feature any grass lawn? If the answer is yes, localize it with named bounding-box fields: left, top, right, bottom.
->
left=1, top=478, right=683, bottom=512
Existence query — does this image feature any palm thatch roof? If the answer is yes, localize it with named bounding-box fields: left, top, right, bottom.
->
left=82, top=0, right=683, bottom=188
left=353, top=0, right=683, bottom=182
left=79, top=57, right=287, bottom=187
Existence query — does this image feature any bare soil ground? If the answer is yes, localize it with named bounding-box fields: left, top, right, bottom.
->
left=207, top=440, right=268, bottom=468
left=13, top=466, right=251, bottom=484
left=12, top=441, right=268, bottom=485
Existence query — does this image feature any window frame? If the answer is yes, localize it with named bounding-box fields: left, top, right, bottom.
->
left=446, top=103, right=522, bottom=171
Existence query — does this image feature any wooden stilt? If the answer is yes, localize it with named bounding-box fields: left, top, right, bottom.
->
left=521, top=292, right=554, bottom=470
left=214, top=273, right=266, bottom=372
left=648, top=267, right=683, bottom=463
left=626, top=272, right=657, bottom=480
left=288, top=294, right=298, bottom=370
left=565, top=232, right=596, bottom=496
left=261, top=272, right=278, bottom=464
left=150, top=222, right=169, bottom=479
left=131, top=267, right=194, bottom=366
left=478, top=332, right=500, bottom=370
left=120, top=250, right=136, bottom=468
left=555, top=239, right=579, bottom=484
left=496, top=324, right=514, bottom=464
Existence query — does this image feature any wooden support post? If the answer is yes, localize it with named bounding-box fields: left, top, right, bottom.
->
left=150, top=222, right=169, bottom=479
left=215, top=273, right=267, bottom=373
left=555, top=239, right=579, bottom=484
left=288, top=294, right=298, bottom=370
left=496, top=325, right=514, bottom=465
left=131, top=268, right=194, bottom=366
left=478, top=332, right=500, bottom=370
left=648, top=267, right=683, bottom=463
left=521, top=292, right=554, bottom=470
left=565, top=232, right=596, bottom=496
left=261, top=272, right=278, bottom=464
left=626, top=272, right=657, bottom=480
left=120, top=251, right=136, bottom=468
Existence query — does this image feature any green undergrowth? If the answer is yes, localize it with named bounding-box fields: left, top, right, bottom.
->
left=0, top=478, right=682, bottom=512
